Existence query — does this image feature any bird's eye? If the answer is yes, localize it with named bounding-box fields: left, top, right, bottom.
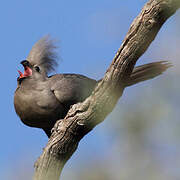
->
left=34, top=66, right=40, bottom=72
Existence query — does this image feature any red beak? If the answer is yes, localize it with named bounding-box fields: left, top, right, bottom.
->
left=17, top=61, right=33, bottom=79
left=18, top=70, right=24, bottom=78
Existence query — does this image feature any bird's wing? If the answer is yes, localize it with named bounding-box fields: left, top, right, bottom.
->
left=49, top=74, right=97, bottom=108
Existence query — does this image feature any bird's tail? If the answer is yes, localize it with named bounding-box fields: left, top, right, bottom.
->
left=125, top=61, right=172, bottom=87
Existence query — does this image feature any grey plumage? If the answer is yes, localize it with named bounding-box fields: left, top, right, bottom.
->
left=125, top=61, right=171, bottom=86
left=27, top=35, right=58, bottom=74
left=14, top=36, right=171, bottom=137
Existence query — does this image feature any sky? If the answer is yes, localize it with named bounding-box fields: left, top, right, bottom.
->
left=0, top=0, right=180, bottom=180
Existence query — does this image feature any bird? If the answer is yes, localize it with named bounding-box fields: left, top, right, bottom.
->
left=14, top=36, right=171, bottom=137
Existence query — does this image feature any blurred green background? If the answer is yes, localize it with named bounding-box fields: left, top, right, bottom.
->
left=1, top=0, right=180, bottom=180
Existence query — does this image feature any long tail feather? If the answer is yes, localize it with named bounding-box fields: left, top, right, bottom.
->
left=125, top=61, right=172, bottom=87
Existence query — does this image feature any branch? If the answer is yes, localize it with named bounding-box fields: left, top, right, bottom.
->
left=33, top=0, right=180, bottom=179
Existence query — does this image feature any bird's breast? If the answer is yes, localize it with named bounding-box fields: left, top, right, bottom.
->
left=14, top=88, right=65, bottom=129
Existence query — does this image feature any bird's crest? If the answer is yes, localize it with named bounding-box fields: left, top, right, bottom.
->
left=27, top=35, right=58, bottom=74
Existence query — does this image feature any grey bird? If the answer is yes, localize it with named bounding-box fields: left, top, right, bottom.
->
left=14, top=36, right=171, bottom=137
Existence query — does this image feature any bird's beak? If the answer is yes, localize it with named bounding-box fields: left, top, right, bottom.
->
left=17, top=60, right=32, bottom=79
left=18, top=70, right=24, bottom=78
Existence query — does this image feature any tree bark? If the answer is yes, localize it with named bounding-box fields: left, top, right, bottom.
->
left=33, top=0, right=180, bottom=179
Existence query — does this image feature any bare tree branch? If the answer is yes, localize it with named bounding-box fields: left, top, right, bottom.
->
left=33, top=0, right=180, bottom=179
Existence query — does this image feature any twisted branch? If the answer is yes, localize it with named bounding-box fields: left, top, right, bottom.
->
left=34, top=1, right=180, bottom=179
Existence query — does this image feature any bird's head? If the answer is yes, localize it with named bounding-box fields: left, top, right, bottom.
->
left=17, top=60, right=41, bottom=81
left=17, top=35, right=58, bottom=83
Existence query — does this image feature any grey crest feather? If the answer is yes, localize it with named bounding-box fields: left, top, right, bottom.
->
left=27, top=35, right=58, bottom=74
